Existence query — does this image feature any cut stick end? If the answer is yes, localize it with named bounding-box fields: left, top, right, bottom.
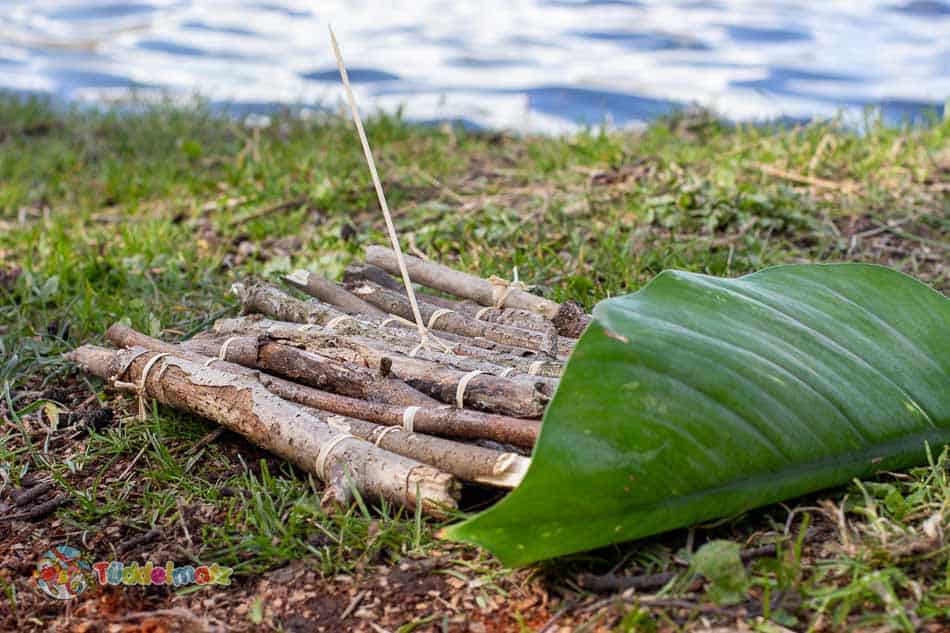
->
left=66, top=345, right=118, bottom=379
left=408, top=466, right=461, bottom=518
left=283, top=269, right=310, bottom=288
left=105, top=322, right=131, bottom=344
left=474, top=454, right=531, bottom=489
left=552, top=301, right=590, bottom=338
left=230, top=281, right=249, bottom=304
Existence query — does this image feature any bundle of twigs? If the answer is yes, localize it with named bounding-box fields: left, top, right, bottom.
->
left=68, top=252, right=590, bottom=517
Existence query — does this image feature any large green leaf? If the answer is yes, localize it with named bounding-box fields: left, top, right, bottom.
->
left=443, top=264, right=950, bottom=565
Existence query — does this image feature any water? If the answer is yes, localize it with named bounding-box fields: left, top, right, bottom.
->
left=1, top=0, right=947, bottom=132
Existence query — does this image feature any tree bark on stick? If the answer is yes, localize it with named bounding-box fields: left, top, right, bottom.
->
left=232, top=282, right=538, bottom=359
left=212, top=317, right=565, bottom=379
left=344, top=263, right=404, bottom=292
left=67, top=345, right=459, bottom=516
left=345, top=263, right=559, bottom=335
left=347, top=280, right=558, bottom=357
left=356, top=348, right=553, bottom=417
left=105, top=323, right=540, bottom=448
left=180, top=334, right=438, bottom=408
left=105, top=324, right=529, bottom=487
left=232, top=279, right=349, bottom=325
left=283, top=270, right=386, bottom=317
left=106, top=323, right=258, bottom=377
left=364, top=244, right=591, bottom=337
left=186, top=332, right=550, bottom=418
left=320, top=413, right=529, bottom=487
left=263, top=376, right=540, bottom=448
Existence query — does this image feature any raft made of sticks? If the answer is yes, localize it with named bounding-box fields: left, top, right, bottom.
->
left=68, top=250, right=593, bottom=518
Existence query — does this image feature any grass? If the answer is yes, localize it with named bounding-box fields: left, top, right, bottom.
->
left=0, top=94, right=947, bottom=631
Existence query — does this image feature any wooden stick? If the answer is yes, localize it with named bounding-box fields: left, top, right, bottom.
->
left=68, top=345, right=459, bottom=516
left=11, top=481, right=54, bottom=506
left=343, top=263, right=404, bottom=292
left=364, top=245, right=591, bottom=337
left=231, top=281, right=541, bottom=360
left=283, top=270, right=386, bottom=317
left=188, top=331, right=549, bottom=418
left=346, top=278, right=577, bottom=359
left=232, top=279, right=347, bottom=325
left=260, top=374, right=540, bottom=448
left=106, top=324, right=539, bottom=447
left=105, top=323, right=527, bottom=486
left=353, top=347, right=554, bottom=417
left=179, top=334, right=439, bottom=408
left=321, top=414, right=529, bottom=487
left=292, top=331, right=555, bottom=413
left=578, top=544, right=778, bottom=593
left=212, top=317, right=564, bottom=379
left=344, top=263, right=558, bottom=334
left=348, top=280, right=558, bottom=357
left=227, top=196, right=308, bottom=227
left=107, top=323, right=258, bottom=376
left=753, top=162, right=858, bottom=192
left=0, top=496, right=68, bottom=522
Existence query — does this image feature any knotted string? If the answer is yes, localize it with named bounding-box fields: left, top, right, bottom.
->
left=455, top=370, right=485, bottom=408
left=112, top=351, right=169, bottom=421
left=488, top=267, right=532, bottom=309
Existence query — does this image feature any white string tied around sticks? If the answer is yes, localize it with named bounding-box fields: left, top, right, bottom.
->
left=455, top=370, right=486, bottom=409
left=315, top=432, right=359, bottom=480
left=489, top=267, right=532, bottom=309
left=325, top=314, right=355, bottom=330
left=113, top=352, right=170, bottom=421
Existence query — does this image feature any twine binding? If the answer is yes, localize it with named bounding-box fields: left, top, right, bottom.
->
left=402, top=406, right=421, bottom=432
left=113, top=352, right=169, bottom=421
left=326, top=315, right=353, bottom=330
left=372, top=426, right=400, bottom=447
left=474, top=306, right=494, bottom=321
left=426, top=308, right=455, bottom=330
left=315, top=433, right=357, bottom=479
left=489, top=267, right=530, bottom=309
left=455, top=370, right=485, bottom=408
left=218, top=336, right=240, bottom=361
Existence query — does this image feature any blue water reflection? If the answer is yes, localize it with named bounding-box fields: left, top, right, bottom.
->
left=0, top=1, right=945, bottom=131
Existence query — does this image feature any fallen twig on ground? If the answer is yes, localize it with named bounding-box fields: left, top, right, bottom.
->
left=227, top=196, right=308, bottom=227
left=1, top=495, right=68, bottom=522
left=577, top=543, right=779, bottom=593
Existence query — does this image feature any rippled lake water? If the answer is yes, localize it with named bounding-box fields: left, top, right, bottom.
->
left=1, top=1, right=947, bottom=132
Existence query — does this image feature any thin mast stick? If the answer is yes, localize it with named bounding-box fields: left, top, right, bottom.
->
left=329, top=26, right=429, bottom=345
